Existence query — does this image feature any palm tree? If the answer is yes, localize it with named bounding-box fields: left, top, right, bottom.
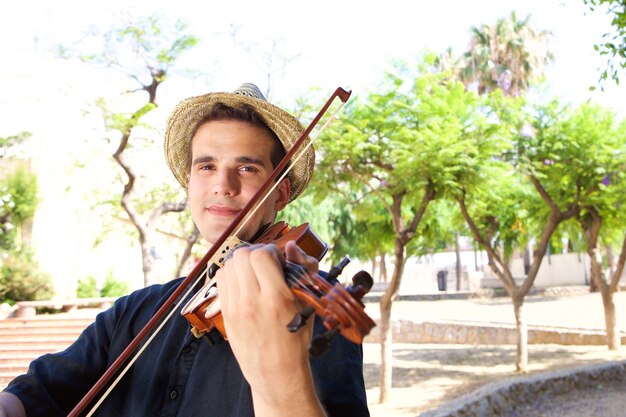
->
left=459, top=12, right=554, bottom=96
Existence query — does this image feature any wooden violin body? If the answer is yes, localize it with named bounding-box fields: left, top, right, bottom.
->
left=181, top=221, right=376, bottom=347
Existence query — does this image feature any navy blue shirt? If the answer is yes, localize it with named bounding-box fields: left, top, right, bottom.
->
left=4, top=277, right=369, bottom=416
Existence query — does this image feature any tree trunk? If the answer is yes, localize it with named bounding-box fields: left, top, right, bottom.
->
left=512, top=294, right=528, bottom=371
left=176, top=226, right=200, bottom=277
left=371, top=256, right=378, bottom=281
left=589, top=240, right=600, bottom=293
left=523, top=241, right=532, bottom=275
left=140, top=238, right=157, bottom=287
left=601, top=289, right=621, bottom=349
left=580, top=208, right=623, bottom=349
left=457, top=193, right=569, bottom=374
left=380, top=252, right=388, bottom=282
left=606, top=244, right=615, bottom=278
left=378, top=295, right=393, bottom=403
left=455, top=232, right=462, bottom=291
left=378, top=241, right=405, bottom=403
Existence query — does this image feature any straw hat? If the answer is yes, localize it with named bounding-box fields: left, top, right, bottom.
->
left=164, top=83, right=314, bottom=202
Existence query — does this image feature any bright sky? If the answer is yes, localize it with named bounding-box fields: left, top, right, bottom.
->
left=1, top=0, right=624, bottom=135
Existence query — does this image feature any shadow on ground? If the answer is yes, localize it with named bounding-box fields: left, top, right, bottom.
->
left=363, top=343, right=626, bottom=416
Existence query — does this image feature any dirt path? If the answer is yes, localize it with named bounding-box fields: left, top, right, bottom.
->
left=507, top=381, right=626, bottom=417
left=362, top=291, right=626, bottom=416
left=363, top=343, right=626, bottom=416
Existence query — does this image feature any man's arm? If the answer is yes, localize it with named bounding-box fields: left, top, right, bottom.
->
left=0, top=392, right=26, bottom=417
left=216, top=241, right=327, bottom=417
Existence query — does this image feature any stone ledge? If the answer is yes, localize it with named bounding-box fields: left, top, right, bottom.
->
left=364, top=319, right=625, bottom=346
left=419, top=360, right=626, bottom=417
left=9, top=297, right=118, bottom=318
left=362, top=285, right=592, bottom=303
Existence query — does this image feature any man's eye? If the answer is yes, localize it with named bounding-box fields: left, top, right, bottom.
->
left=240, top=166, right=258, bottom=173
left=199, top=164, right=215, bottom=171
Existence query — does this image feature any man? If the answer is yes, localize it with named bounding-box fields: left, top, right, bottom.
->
left=0, top=84, right=369, bottom=416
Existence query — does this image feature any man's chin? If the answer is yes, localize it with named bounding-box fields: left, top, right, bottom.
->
left=201, top=221, right=262, bottom=246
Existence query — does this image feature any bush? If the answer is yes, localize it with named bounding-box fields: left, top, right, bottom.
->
left=0, top=249, right=53, bottom=303
left=100, top=275, right=129, bottom=297
left=76, top=274, right=129, bottom=298
left=76, top=276, right=99, bottom=298
left=0, top=167, right=38, bottom=252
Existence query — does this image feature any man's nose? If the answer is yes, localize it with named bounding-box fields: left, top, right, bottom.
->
left=212, top=170, right=239, bottom=196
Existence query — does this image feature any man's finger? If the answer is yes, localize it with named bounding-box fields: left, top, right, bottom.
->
left=284, top=241, right=319, bottom=273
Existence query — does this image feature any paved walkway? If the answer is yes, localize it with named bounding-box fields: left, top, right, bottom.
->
left=362, top=290, right=626, bottom=416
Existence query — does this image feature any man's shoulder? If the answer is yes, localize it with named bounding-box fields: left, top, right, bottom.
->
left=124, top=277, right=184, bottom=299
left=108, top=277, right=186, bottom=318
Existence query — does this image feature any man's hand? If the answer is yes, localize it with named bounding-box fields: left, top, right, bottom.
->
left=216, top=241, right=326, bottom=417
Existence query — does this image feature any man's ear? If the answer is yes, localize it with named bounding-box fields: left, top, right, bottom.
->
left=274, top=178, right=291, bottom=211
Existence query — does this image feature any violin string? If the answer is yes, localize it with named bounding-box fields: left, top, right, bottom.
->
left=284, top=262, right=324, bottom=298
left=83, top=97, right=348, bottom=415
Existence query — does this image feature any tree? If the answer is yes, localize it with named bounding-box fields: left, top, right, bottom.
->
left=0, top=134, right=38, bottom=251
left=451, top=93, right=603, bottom=371
left=229, top=26, right=300, bottom=100
left=60, top=15, right=200, bottom=286
left=0, top=135, right=53, bottom=302
left=563, top=104, right=626, bottom=349
left=459, top=12, right=554, bottom=96
left=317, top=56, right=492, bottom=402
left=584, top=0, right=626, bottom=88
left=0, top=132, right=31, bottom=159
left=0, top=167, right=38, bottom=251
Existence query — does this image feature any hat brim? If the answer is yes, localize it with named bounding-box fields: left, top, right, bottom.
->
left=164, top=92, right=314, bottom=202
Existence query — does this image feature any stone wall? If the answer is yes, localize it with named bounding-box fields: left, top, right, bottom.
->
left=420, top=360, right=626, bottom=417
left=364, top=319, right=626, bottom=346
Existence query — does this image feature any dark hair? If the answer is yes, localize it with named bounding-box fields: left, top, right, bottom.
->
left=191, top=102, right=287, bottom=170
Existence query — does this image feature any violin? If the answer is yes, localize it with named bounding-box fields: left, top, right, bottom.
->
left=181, top=221, right=376, bottom=356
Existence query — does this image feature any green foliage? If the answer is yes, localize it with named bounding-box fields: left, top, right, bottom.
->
left=459, top=11, right=554, bottom=96
left=59, top=14, right=198, bottom=82
left=0, top=132, right=31, bottom=158
left=407, top=199, right=467, bottom=256
left=313, top=55, right=507, bottom=262
left=0, top=249, right=53, bottom=303
left=584, top=0, right=626, bottom=88
left=100, top=275, right=129, bottom=297
left=76, top=274, right=129, bottom=298
left=0, top=133, right=49, bottom=303
left=76, top=276, right=100, bottom=298
left=0, top=166, right=39, bottom=251
left=525, top=101, right=626, bottom=211
left=461, top=167, right=537, bottom=260
left=1, top=167, right=39, bottom=223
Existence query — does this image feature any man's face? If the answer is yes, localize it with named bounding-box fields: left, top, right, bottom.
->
left=187, top=119, right=291, bottom=245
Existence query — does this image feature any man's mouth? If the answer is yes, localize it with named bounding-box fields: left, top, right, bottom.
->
left=207, top=205, right=241, bottom=217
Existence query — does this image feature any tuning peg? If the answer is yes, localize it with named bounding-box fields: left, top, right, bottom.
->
left=327, top=256, right=351, bottom=280
left=347, top=270, right=374, bottom=303
left=287, top=305, right=316, bottom=332
left=309, top=327, right=340, bottom=358
left=352, top=270, right=373, bottom=292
